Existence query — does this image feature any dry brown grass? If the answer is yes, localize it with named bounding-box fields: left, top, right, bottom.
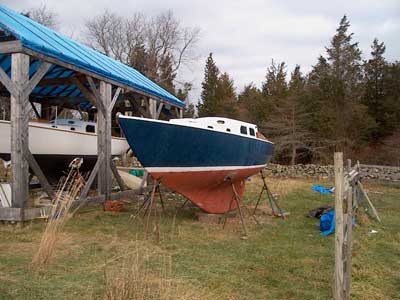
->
left=246, top=175, right=310, bottom=198
left=103, top=243, right=212, bottom=300
left=31, top=167, right=86, bottom=269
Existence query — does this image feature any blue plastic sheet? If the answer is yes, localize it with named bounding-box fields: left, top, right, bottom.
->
left=312, top=185, right=334, bottom=194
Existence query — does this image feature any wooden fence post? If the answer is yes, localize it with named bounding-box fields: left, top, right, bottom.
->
left=334, top=152, right=344, bottom=300
left=10, top=53, right=30, bottom=209
left=97, top=81, right=112, bottom=199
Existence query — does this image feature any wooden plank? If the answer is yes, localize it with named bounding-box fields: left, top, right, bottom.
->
left=37, top=76, right=74, bottom=87
left=25, top=149, right=54, bottom=198
left=86, top=76, right=107, bottom=115
left=0, top=207, right=52, bottom=221
left=357, top=181, right=381, bottom=222
left=97, top=81, right=112, bottom=199
left=79, top=152, right=105, bottom=201
left=108, top=87, right=122, bottom=113
left=334, top=152, right=344, bottom=300
left=110, top=158, right=127, bottom=191
left=344, top=184, right=353, bottom=300
left=0, top=40, right=23, bottom=54
left=156, top=102, right=164, bottom=119
left=10, top=53, right=30, bottom=209
left=0, top=64, right=19, bottom=98
left=22, top=61, right=52, bottom=98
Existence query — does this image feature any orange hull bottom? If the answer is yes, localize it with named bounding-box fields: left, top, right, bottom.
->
left=150, top=166, right=264, bottom=214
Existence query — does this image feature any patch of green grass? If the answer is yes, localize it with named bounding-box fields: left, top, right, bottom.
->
left=0, top=178, right=399, bottom=299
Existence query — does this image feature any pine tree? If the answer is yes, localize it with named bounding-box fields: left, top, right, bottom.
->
left=262, top=60, right=288, bottom=99
left=263, top=65, right=310, bottom=164
left=129, top=39, right=148, bottom=75
left=326, top=15, right=372, bottom=153
left=197, top=53, right=221, bottom=117
left=363, top=39, right=389, bottom=137
left=215, top=72, right=238, bottom=118
left=238, top=84, right=265, bottom=124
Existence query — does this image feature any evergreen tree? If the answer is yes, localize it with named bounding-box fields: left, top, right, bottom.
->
left=325, top=15, right=372, bottom=153
left=363, top=39, right=391, bottom=137
left=129, top=39, right=148, bottom=75
left=262, top=60, right=288, bottom=99
left=215, top=72, right=238, bottom=118
left=197, top=53, right=221, bottom=117
left=238, top=84, right=265, bottom=124
left=263, top=65, right=310, bottom=164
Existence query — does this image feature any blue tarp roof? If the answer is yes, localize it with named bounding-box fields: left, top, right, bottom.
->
left=0, top=4, right=185, bottom=108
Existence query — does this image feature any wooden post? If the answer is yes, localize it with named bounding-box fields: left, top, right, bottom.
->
left=344, top=182, right=353, bottom=300
left=97, top=81, right=112, bottom=199
left=179, top=108, right=183, bottom=119
left=148, top=98, right=157, bottom=119
left=334, top=152, right=344, bottom=300
left=10, top=53, right=30, bottom=209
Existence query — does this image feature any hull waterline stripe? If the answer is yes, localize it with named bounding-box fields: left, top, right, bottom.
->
left=146, top=164, right=266, bottom=173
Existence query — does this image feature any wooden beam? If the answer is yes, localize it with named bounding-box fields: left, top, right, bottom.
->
left=357, top=181, right=381, bottom=222
left=37, top=76, right=74, bottom=87
left=344, top=183, right=353, bottom=299
left=108, top=87, right=122, bottom=113
left=0, top=40, right=23, bottom=54
left=334, top=152, right=344, bottom=300
left=156, top=102, right=164, bottom=119
left=86, top=76, right=107, bottom=115
left=25, top=150, right=54, bottom=198
left=110, top=159, right=127, bottom=191
left=10, top=53, right=30, bottom=209
left=0, top=64, right=19, bottom=98
left=97, top=81, right=112, bottom=199
left=22, top=61, right=52, bottom=97
left=79, top=152, right=105, bottom=201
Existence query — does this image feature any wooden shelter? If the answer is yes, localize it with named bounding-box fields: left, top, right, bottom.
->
left=0, top=5, right=185, bottom=221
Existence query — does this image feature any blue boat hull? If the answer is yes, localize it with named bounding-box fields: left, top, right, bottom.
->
left=118, top=116, right=274, bottom=213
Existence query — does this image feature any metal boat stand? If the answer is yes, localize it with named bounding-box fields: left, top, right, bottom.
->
left=253, top=170, right=285, bottom=219
left=222, top=182, right=248, bottom=239
left=129, top=178, right=165, bottom=240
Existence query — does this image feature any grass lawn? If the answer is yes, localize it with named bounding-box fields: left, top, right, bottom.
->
left=0, top=177, right=398, bottom=299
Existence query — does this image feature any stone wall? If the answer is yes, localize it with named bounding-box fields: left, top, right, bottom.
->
left=265, top=163, right=400, bottom=182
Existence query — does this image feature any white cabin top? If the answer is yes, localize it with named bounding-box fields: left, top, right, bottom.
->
left=169, top=117, right=265, bottom=140
left=43, top=119, right=97, bottom=134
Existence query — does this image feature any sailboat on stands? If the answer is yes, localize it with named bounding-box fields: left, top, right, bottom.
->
left=0, top=118, right=129, bottom=181
left=118, top=115, right=274, bottom=214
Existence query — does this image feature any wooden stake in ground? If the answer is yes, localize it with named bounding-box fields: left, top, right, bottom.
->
left=334, top=152, right=344, bottom=300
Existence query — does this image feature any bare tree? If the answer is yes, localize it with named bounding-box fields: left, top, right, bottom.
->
left=84, top=10, right=200, bottom=88
left=26, top=4, right=59, bottom=30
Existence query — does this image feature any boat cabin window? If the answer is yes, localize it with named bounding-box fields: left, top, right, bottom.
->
left=70, top=127, right=76, bottom=131
left=249, top=128, right=255, bottom=136
left=217, top=120, right=225, bottom=124
left=226, top=128, right=231, bottom=132
left=240, top=126, right=247, bottom=135
left=86, top=125, right=95, bottom=133
left=207, top=126, right=214, bottom=129
left=68, top=120, right=75, bottom=124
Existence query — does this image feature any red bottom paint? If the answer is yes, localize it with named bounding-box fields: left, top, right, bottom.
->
left=150, top=166, right=264, bottom=214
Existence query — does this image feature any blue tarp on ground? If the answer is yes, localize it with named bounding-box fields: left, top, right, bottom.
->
left=312, top=185, right=334, bottom=194
left=320, top=210, right=336, bottom=236
left=0, top=4, right=185, bottom=108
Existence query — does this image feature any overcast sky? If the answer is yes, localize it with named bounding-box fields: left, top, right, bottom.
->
left=3, top=0, right=400, bottom=103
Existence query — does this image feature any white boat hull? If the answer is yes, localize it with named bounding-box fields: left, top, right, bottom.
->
left=0, top=120, right=130, bottom=181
